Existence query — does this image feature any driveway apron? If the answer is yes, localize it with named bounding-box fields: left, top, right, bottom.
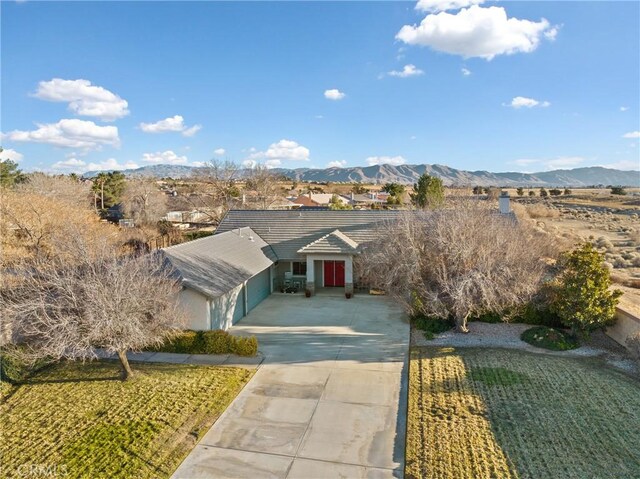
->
left=171, top=293, right=409, bottom=479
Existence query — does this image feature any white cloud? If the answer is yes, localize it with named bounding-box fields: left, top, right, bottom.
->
left=190, top=161, right=207, bottom=167
left=315, top=115, right=324, bottom=119
left=416, top=0, right=484, bottom=13
left=544, top=156, right=585, bottom=169
left=327, top=160, right=347, bottom=168
left=324, top=89, right=346, bottom=100
left=264, top=159, right=282, bottom=169
left=52, top=157, right=139, bottom=173
left=33, top=78, right=129, bottom=121
left=461, top=67, right=471, bottom=76
left=597, top=160, right=640, bottom=171
left=365, top=155, right=407, bottom=166
left=1, top=148, right=24, bottom=162
left=622, top=131, right=640, bottom=139
left=410, top=135, right=417, bottom=140
left=397, top=5, right=556, bottom=60
left=242, top=159, right=258, bottom=168
left=3, top=119, right=120, bottom=150
left=385, top=64, right=424, bottom=78
left=505, top=96, right=550, bottom=108
left=509, top=156, right=587, bottom=171
left=250, top=139, right=310, bottom=162
left=620, top=106, right=629, bottom=112
left=139, top=115, right=202, bottom=137
left=141, top=150, right=188, bottom=165
left=213, top=148, right=226, bottom=155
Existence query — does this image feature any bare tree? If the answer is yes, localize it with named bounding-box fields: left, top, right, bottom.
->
left=2, top=251, right=184, bottom=380
left=359, top=200, right=555, bottom=332
left=244, top=165, right=282, bottom=209
left=186, top=160, right=241, bottom=222
left=19, top=173, right=93, bottom=209
left=0, top=190, right=120, bottom=267
left=122, top=178, right=168, bottom=225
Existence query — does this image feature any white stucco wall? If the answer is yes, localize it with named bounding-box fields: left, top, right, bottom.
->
left=210, top=283, right=245, bottom=331
left=178, top=287, right=210, bottom=330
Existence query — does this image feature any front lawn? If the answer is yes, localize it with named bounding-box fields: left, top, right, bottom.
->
left=406, top=347, right=640, bottom=479
left=0, top=361, right=252, bottom=479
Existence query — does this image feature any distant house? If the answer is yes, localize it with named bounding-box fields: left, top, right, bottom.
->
left=292, top=193, right=350, bottom=208
left=162, top=210, right=398, bottom=330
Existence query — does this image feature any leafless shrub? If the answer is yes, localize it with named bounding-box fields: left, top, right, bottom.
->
left=526, top=204, right=560, bottom=219
left=122, top=178, right=168, bottom=225
left=360, top=200, right=557, bottom=332
left=19, top=173, right=92, bottom=209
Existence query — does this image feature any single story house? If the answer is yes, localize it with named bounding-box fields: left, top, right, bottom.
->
left=291, top=193, right=350, bottom=208
left=162, top=209, right=398, bottom=330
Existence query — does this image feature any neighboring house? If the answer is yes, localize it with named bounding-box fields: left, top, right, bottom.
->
left=292, top=193, right=350, bottom=208
left=160, top=228, right=277, bottom=330
left=345, top=192, right=390, bottom=207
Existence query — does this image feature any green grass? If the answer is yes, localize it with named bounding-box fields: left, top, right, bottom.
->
left=406, top=347, right=640, bottom=479
left=0, top=360, right=252, bottom=479
left=521, top=326, right=579, bottom=351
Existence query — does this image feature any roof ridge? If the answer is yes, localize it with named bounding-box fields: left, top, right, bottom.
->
left=297, top=228, right=359, bottom=253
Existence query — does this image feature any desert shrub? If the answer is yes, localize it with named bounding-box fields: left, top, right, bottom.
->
left=595, top=236, right=614, bottom=251
left=539, top=187, right=549, bottom=198
left=549, top=188, right=562, bottom=196
left=183, top=230, right=214, bottom=241
left=521, top=326, right=579, bottom=351
left=527, top=204, right=559, bottom=219
left=528, top=190, right=536, bottom=197
left=550, top=243, right=622, bottom=337
left=412, top=315, right=454, bottom=339
left=611, top=186, right=627, bottom=195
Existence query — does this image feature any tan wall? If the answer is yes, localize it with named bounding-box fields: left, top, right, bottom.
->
left=178, top=287, right=210, bottom=330
left=606, top=306, right=640, bottom=350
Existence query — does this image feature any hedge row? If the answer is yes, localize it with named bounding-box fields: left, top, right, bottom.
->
left=150, top=330, right=258, bottom=357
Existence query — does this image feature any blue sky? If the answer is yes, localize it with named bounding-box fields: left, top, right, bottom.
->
left=1, top=0, right=639, bottom=174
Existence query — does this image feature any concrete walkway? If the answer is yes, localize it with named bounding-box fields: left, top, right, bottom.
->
left=172, top=293, right=410, bottom=479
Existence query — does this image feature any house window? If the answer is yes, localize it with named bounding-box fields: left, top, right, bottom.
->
left=292, top=261, right=307, bottom=275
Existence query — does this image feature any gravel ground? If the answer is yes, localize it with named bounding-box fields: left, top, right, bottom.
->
left=411, top=321, right=639, bottom=376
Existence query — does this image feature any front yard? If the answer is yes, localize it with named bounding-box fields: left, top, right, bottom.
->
left=0, top=361, right=252, bottom=479
left=406, top=347, right=640, bottom=479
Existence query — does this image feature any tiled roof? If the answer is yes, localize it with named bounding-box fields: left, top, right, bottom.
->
left=298, top=229, right=359, bottom=254
left=216, top=209, right=399, bottom=259
left=160, top=228, right=276, bottom=298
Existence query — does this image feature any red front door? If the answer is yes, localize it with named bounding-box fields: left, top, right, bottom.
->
left=324, top=260, right=345, bottom=287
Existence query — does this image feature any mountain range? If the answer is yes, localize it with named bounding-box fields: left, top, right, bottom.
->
left=83, top=163, right=640, bottom=187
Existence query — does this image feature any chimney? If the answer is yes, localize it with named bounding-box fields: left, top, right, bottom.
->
left=499, top=191, right=511, bottom=214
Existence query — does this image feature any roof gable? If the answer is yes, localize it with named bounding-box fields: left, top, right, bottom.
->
left=298, top=229, right=359, bottom=254
left=160, top=228, right=275, bottom=298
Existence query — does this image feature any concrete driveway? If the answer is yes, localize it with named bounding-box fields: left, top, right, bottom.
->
left=172, top=292, right=409, bottom=479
